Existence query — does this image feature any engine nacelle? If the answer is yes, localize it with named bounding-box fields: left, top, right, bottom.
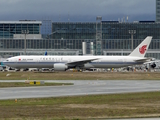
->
left=151, top=63, right=156, bottom=68
left=54, top=63, right=68, bottom=71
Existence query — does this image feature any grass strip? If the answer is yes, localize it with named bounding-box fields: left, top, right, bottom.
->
left=0, top=82, right=73, bottom=88
left=0, top=92, right=160, bottom=119
left=0, top=71, right=160, bottom=80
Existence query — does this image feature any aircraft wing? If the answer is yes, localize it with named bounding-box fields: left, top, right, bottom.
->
left=67, top=58, right=99, bottom=66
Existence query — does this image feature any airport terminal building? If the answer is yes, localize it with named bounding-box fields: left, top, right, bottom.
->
left=0, top=20, right=160, bottom=59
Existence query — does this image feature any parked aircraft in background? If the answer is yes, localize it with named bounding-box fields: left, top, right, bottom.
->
left=44, top=51, right=47, bottom=56
left=3, top=36, right=152, bottom=71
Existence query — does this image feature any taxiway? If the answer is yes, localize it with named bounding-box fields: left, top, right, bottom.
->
left=0, top=80, right=160, bottom=100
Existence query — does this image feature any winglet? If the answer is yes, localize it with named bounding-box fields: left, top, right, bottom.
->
left=129, top=36, right=152, bottom=57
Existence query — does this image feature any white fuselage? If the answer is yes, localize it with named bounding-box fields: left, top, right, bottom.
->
left=3, top=55, right=144, bottom=69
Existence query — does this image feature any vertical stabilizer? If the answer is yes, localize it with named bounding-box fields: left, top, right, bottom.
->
left=129, top=36, right=152, bottom=57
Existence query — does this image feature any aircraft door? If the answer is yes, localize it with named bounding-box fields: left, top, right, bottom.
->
left=16, top=58, right=20, bottom=63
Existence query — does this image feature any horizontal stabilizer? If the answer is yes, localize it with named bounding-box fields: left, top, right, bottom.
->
left=134, top=58, right=151, bottom=63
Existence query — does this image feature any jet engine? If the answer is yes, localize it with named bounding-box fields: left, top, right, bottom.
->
left=150, top=62, right=156, bottom=68
left=54, top=63, right=68, bottom=71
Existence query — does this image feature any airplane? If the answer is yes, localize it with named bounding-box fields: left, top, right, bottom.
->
left=3, top=36, right=152, bottom=71
left=44, top=51, right=47, bottom=56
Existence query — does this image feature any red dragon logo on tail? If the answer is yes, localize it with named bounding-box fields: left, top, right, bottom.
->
left=139, top=45, right=147, bottom=54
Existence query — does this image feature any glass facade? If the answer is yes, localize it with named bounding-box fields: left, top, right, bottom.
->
left=0, top=37, right=160, bottom=58
left=1, top=21, right=160, bottom=59
left=52, top=21, right=160, bottom=40
left=0, top=21, right=41, bottom=39
left=41, top=20, right=52, bottom=38
left=156, top=0, right=160, bottom=22
left=53, top=21, right=160, bottom=58
left=0, top=39, right=93, bottom=50
left=52, top=22, right=96, bottom=39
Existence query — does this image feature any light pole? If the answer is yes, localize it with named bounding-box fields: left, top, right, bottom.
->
left=129, top=30, right=136, bottom=51
left=22, top=30, right=29, bottom=55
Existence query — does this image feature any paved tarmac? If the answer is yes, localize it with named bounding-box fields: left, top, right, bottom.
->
left=0, top=80, right=160, bottom=100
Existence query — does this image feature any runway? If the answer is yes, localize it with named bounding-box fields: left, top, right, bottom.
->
left=0, top=80, right=160, bottom=100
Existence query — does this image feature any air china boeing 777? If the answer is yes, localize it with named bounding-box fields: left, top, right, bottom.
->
left=3, top=36, right=152, bottom=71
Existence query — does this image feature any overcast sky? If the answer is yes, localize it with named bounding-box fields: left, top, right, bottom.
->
left=0, top=0, right=156, bottom=22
